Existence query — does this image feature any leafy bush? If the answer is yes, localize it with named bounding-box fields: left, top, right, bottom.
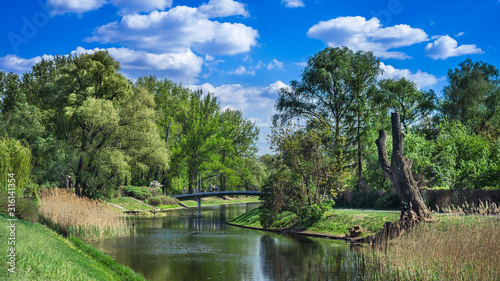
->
left=160, top=196, right=179, bottom=205
left=149, top=187, right=163, bottom=197
left=122, top=186, right=152, bottom=201
left=148, top=196, right=161, bottom=206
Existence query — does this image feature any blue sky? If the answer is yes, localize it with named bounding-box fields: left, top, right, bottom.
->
left=1, top=0, right=499, bottom=154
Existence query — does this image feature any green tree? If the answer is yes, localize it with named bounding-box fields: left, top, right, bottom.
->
left=215, top=109, right=259, bottom=191
left=378, top=78, right=437, bottom=132
left=441, top=59, right=500, bottom=134
left=176, top=91, right=222, bottom=193
left=275, top=47, right=381, bottom=188
left=34, top=51, right=168, bottom=198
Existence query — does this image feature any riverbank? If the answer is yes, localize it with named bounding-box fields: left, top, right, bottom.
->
left=227, top=207, right=399, bottom=241
left=0, top=214, right=145, bottom=281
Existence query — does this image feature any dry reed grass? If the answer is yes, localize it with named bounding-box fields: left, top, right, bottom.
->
left=39, top=188, right=132, bottom=241
left=363, top=201, right=500, bottom=280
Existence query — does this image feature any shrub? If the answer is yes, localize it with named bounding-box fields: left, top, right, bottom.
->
left=160, top=196, right=179, bottom=205
left=148, top=196, right=161, bottom=206
left=122, top=186, right=152, bottom=201
left=149, top=187, right=163, bottom=197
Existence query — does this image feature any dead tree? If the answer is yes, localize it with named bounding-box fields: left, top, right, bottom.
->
left=370, top=112, right=432, bottom=245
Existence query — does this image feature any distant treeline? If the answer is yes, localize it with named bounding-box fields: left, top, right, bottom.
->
left=0, top=51, right=266, bottom=199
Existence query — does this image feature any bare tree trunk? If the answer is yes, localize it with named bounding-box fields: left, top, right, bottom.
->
left=369, top=112, right=432, bottom=245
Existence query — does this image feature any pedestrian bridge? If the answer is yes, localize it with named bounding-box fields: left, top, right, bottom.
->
left=172, top=191, right=262, bottom=214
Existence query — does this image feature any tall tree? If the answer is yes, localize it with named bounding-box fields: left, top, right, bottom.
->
left=37, top=51, right=169, bottom=197
left=274, top=47, right=381, bottom=188
left=216, top=109, right=259, bottom=191
left=177, top=91, right=222, bottom=193
left=378, top=78, right=437, bottom=132
left=441, top=59, right=500, bottom=134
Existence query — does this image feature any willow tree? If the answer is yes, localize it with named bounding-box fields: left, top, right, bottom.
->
left=37, top=51, right=169, bottom=198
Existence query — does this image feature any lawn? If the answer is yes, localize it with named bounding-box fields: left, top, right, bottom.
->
left=110, top=196, right=153, bottom=210
left=228, top=207, right=400, bottom=237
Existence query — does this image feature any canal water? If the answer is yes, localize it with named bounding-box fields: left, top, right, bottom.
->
left=91, top=203, right=363, bottom=280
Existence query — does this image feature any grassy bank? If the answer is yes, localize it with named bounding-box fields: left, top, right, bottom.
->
left=0, top=214, right=145, bottom=281
left=228, top=207, right=399, bottom=237
left=110, top=197, right=154, bottom=210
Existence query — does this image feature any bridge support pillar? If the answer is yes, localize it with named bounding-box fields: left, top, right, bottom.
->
left=197, top=198, right=201, bottom=215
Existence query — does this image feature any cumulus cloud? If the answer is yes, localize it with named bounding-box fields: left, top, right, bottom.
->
left=267, top=59, right=284, bottom=70
left=48, top=0, right=107, bottom=16
left=188, top=81, right=287, bottom=154
left=281, top=0, right=305, bottom=8
left=199, top=0, right=249, bottom=18
left=229, top=66, right=255, bottom=76
left=86, top=4, right=258, bottom=56
left=0, top=54, right=54, bottom=73
left=425, top=35, right=483, bottom=60
left=379, top=62, right=442, bottom=89
left=110, top=0, right=173, bottom=14
left=307, top=16, right=428, bottom=59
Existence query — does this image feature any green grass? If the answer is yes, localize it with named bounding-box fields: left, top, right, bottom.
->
left=0, top=214, right=145, bottom=281
left=181, top=196, right=260, bottom=207
left=228, top=207, right=400, bottom=236
left=110, top=196, right=153, bottom=210
left=157, top=204, right=182, bottom=209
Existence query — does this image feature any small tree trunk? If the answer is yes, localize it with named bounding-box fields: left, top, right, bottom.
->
left=370, top=112, right=432, bottom=245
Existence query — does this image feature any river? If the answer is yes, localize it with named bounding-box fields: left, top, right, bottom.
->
left=91, top=203, right=364, bottom=280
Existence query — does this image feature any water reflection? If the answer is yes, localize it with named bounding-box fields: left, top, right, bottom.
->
left=92, top=203, right=362, bottom=281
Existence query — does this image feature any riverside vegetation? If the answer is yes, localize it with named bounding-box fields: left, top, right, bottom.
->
left=39, top=188, right=132, bottom=241
left=361, top=202, right=500, bottom=281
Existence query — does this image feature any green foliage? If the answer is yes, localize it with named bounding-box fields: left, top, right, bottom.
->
left=148, top=196, right=162, bottom=206
left=441, top=59, right=500, bottom=134
left=0, top=138, right=32, bottom=194
left=122, top=186, right=152, bottom=201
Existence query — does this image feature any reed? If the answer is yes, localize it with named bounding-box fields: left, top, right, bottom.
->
left=362, top=201, right=500, bottom=280
left=39, top=188, right=133, bottom=241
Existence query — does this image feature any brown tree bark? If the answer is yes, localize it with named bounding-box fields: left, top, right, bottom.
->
left=368, top=112, right=432, bottom=245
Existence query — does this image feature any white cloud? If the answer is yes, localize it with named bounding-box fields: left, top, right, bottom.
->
left=87, top=5, right=258, bottom=56
left=379, top=62, right=442, bottom=89
left=229, top=66, right=255, bottom=76
left=281, top=0, right=305, bottom=8
left=455, top=32, right=464, bottom=37
left=199, top=0, right=249, bottom=18
left=425, top=35, right=483, bottom=60
left=48, top=0, right=107, bottom=16
left=110, top=0, right=172, bottom=15
left=267, top=59, right=284, bottom=70
left=294, top=61, right=307, bottom=67
left=188, top=81, right=287, bottom=154
left=0, top=54, right=54, bottom=73
left=307, top=16, right=428, bottom=59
